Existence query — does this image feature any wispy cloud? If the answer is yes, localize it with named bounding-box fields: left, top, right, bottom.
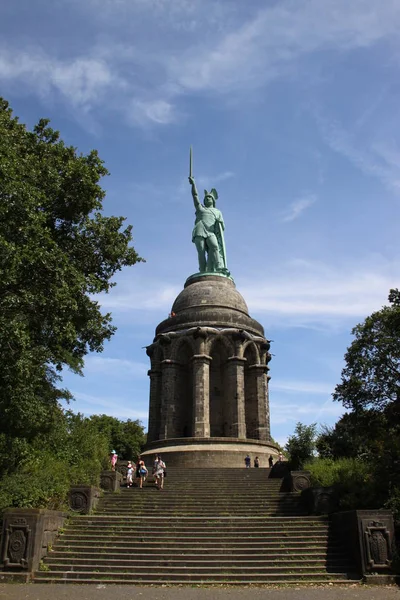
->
left=271, top=380, right=334, bottom=395
left=68, top=391, right=148, bottom=421
left=281, top=194, right=317, bottom=222
left=241, top=257, right=399, bottom=327
left=316, top=113, right=400, bottom=193
left=197, top=171, right=235, bottom=188
left=270, top=398, right=345, bottom=425
left=1, top=2, right=400, bottom=127
left=0, top=49, right=116, bottom=112
left=84, top=357, right=148, bottom=378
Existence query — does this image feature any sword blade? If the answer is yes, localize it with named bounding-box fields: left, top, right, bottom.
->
left=189, top=145, right=193, bottom=178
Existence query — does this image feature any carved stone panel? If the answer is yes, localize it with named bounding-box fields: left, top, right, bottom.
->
left=290, top=471, right=311, bottom=492
left=364, top=520, right=392, bottom=569
left=3, top=522, right=30, bottom=568
left=100, top=474, right=113, bottom=491
left=100, top=470, right=122, bottom=492
left=69, top=491, right=88, bottom=514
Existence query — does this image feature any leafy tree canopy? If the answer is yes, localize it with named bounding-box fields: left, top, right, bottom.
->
left=88, top=414, right=146, bottom=460
left=333, top=289, right=400, bottom=412
left=285, top=422, right=317, bottom=470
left=0, top=98, right=142, bottom=441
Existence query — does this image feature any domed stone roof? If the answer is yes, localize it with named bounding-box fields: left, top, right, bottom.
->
left=156, top=275, right=264, bottom=336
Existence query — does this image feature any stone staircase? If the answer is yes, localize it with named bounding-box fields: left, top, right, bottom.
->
left=35, top=468, right=360, bottom=584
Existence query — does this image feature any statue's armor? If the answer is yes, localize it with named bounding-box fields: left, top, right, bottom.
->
left=192, top=206, right=223, bottom=241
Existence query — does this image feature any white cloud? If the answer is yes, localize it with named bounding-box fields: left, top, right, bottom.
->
left=241, top=257, right=399, bottom=326
left=169, top=1, right=400, bottom=96
left=1, top=1, right=400, bottom=127
left=316, top=113, right=400, bottom=193
left=127, top=99, right=177, bottom=126
left=84, top=357, right=148, bottom=377
left=270, top=398, right=345, bottom=425
left=197, top=171, right=235, bottom=188
left=271, top=380, right=334, bottom=395
left=0, top=49, right=116, bottom=111
left=69, top=391, right=148, bottom=421
left=281, top=195, right=316, bottom=222
left=96, top=282, right=180, bottom=312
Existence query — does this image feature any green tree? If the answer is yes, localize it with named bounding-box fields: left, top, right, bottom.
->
left=316, top=410, right=387, bottom=460
left=0, top=98, right=142, bottom=464
left=285, top=422, right=317, bottom=470
left=89, top=414, right=146, bottom=460
left=333, top=289, right=400, bottom=411
left=332, top=289, right=400, bottom=519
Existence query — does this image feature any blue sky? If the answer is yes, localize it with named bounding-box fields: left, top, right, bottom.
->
left=2, top=0, right=400, bottom=447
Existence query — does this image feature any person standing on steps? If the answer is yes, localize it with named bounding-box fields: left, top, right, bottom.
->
left=244, top=454, right=251, bottom=468
left=153, top=454, right=166, bottom=490
left=268, top=455, right=274, bottom=468
left=135, top=456, right=148, bottom=489
left=278, top=452, right=284, bottom=462
left=254, top=456, right=260, bottom=468
left=126, top=461, right=134, bottom=488
left=110, top=450, right=118, bottom=471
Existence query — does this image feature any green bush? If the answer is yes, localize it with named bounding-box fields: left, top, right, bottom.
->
left=0, top=411, right=111, bottom=513
left=303, top=457, right=377, bottom=510
left=0, top=453, right=70, bottom=513
left=385, top=487, right=400, bottom=524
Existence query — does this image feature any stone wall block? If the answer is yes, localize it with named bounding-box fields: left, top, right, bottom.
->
left=100, top=470, right=122, bottom=492
left=290, top=471, right=311, bottom=492
left=1, top=508, right=66, bottom=573
left=301, top=486, right=339, bottom=514
left=331, top=510, right=395, bottom=579
left=69, top=485, right=101, bottom=514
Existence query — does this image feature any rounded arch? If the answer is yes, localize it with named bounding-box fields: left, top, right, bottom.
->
left=243, top=341, right=259, bottom=366
left=150, top=343, right=165, bottom=368
left=207, top=333, right=235, bottom=359
left=244, top=342, right=260, bottom=440
left=171, top=335, right=196, bottom=362
left=172, top=336, right=194, bottom=438
left=209, top=336, right=231, bottom=438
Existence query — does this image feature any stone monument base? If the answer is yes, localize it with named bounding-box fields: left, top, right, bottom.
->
left=142, top=437, right=279, bottom=469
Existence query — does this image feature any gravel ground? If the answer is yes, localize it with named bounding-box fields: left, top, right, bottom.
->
left=0, top=584, right=399, bottom=600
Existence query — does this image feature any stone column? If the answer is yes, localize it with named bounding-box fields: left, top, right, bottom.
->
left=249, top=364, right=270, bottom=441
left=159, top=360, right=179, bottom=440
left=147, top=368, right=162, bottom=443
left=226, top=357, right=246, bottom=439
left=191, top=354, right=211, bottom=438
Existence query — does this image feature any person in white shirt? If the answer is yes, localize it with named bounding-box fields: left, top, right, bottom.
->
left=153, top=454, right=166, bottom=490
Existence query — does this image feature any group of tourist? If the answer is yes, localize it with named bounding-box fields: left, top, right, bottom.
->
left=110, top=451, right=166, bottom=490
left=244, top=453, right=284, bottom=468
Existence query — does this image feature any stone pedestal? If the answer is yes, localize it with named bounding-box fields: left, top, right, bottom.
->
left=100, top=470, right=122, bottom=492
left=0, top=508, right=66, bottom=574
left=332, top=510, right=395, bottom=579
left=69, top=485, right=101, bottom=514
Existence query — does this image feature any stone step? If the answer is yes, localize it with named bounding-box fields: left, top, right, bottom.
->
left=71, top=515, right=327, bottom=524
left=103, top=489, right=293, bottom=495
left=34, top=570, right=358, bottom=583
left=49, top=550, right=345, bottom=560
left=55, top=540, right=340, bottom=551
left=94, top=510, right=307, bottom=517
left=43, top=559, right=354, bottom=571
left=64, top=522, right=330, bottom=532
left=59, top=530, right=326, bottom=543
left=57, top=535, right=333, bottom=548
